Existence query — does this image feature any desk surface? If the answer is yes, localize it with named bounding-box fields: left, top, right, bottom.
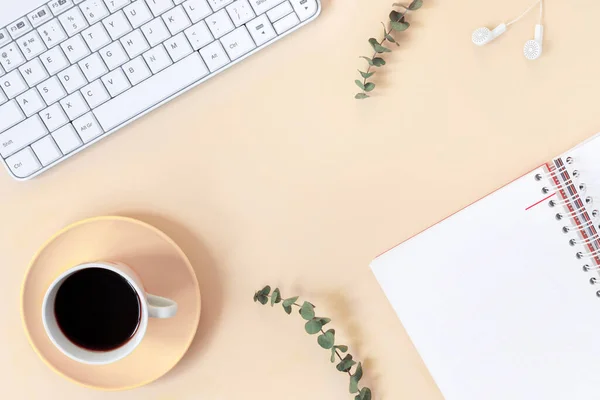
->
left=1, top=0, right=598, bottom=398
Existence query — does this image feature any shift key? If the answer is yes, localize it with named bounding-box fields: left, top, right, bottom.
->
left=0, top=115, right=48, bottom=158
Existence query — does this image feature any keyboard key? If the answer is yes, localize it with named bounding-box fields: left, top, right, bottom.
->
left=59, top=7, right=89, bottom=36
left=37, top=76, right=67, bottom=104
left=290, top=0, right=318, bottom=21
left=40, top=46, right=70, bottom=75
left=79, top=52, right=108, bottom=81
left=267, top=1, right=292, bottom=22
left=6, top=147, right=42, bottom=178
left=93, top=52, right=208, bottom=131
left=120, top=30, right=150, bottom=58
left=32, top=135, right=62, bottom=165
left=141, top=18, right=170, bottom=47
left=58, top=64, right=88, bottom=93
left=73, top=112, right=103, bottom=142
left=103, top=10, right=133, bottom=40
left=40, top=102, right=69, bottom=131
left=101, top=67, right=131, bottom=96
left=81, top=22, right=111, bottom=51
left=162, top=5, right=192, bottom=35
left=79, top=0, right=110, bottom=24
left=1, top=70, right=28, bottom=98
left=273, top=12, right=299, bottom=34
left=145, top=0, right=175, bottom=16
left=226, top=0, right=255, bottom=27
left=142, top=43, right=172, bottom=73
left=60, top=91, right=89, bottom=119
left=38, top=18, right=68, bottom=48
left=0, top=115, right=48, bottom=157
left=208, top=0, right=234, bottom=12
left=0, top=43, right=26, bottom=72
left=81, top=79, right=110, bottom=107
left=199, top=40, right=229, bottom=71
left=0, top=86, right=6, bottom=104
left=164, top=32, right=193, bottom=62
left=248, top=0, right=284, bottom=15
left=184, top=21, right=213, bottom=50
left=246, top=14, right=276, bottom=46
left=122, top=56, right=151, bottom=85
left=60, top=34, right=91, bottom=63
left=0, top=100, right=25, bottom=132
left=206, top=9, right=234, bottom=39
left=182, top=0, right=212, bottom=23
left=28, top=6, right=54, bottom=28
left=52, top=123, right=82, bottom=154
left=16, top=88, right=46, bottom=116
left=0, top=29, right=11, bottom=48
left=48, top=0, right=75, bottom=16
left=100, top=41, right=129, bottom=69
left=19, top=58, right=49, bottom=86
left=220, top=26, right=255, bottom=60
left=8, top=17, right=33, bottom=40
left=124, top=1, right=153, bottom=28
left=17, top=31, right=47, bottom=60
left=104, top=0, right=131, bottom=13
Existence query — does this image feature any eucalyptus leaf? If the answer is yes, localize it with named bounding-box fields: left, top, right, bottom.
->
left=299, top=301, right=316, bottom=320
left=258, top=295, right=268, bottom=305
left=336, top=354, right=356, bottom=372
left=335, top=345, right=349, bottom=353
left=330, top=348, right=337, bottom=363
left=349, top=362, right=363, bottom=393
left=283, top=304, right=292, bottom=314
left=385, top=33, right=396, bottom=43
left=389, top=10, right=404, bottom=22
left=364, top=82, right=375, bottom=92
left=359, top=70, right=375, bottom=79
left=369, top=38, right=391, bottom=53
left=409, top=0, right=423, bottom=10
left=355, top=93, right=369, bottom=100
left=359, top=56, right=374, bottom=66
left=317, top=329, right=335, bottom=349
left=259, top=285, right=271, bottom=296
left=318, top=317, right=331, bottom=326
left=356, top=387, right=372, bottom=400
left=271, top=288, right=281, bottom=306
left=372, top=58, right=386, bottom=67
left=391, top=21, right=410, bottom=32
left=253, top=292, right=259, bottom=302
left=282, top=296, right=299, bottom=307
left=355, top=80, right=366, bottom=91
left=305, top=318, right=323, bottom=334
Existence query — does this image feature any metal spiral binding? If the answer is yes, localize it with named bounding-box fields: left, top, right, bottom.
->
left=537, top=156, right=600, bottom=297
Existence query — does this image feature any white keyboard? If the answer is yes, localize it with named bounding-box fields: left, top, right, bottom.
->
left=0, top=0, right=320, bottom=180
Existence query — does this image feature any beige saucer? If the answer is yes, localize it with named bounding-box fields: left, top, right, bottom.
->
left=21, top=216, right=201, bottom=391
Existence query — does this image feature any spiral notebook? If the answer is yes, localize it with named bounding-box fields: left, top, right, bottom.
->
left=371, top=133, right=600, bottom=400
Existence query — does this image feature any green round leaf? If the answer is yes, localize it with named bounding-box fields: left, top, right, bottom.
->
left=391, top=21, right=410, bottom=32
left=259, top=285, right=271, bottom=296
left=364, top=82, right=375, bottom=92
left=336, top=354, right=356, bottom=372
left=355, top=80, right=366, bottom=91
left=372, top=58, right=386, bottom=67
left=359, top=56, right=374, bottom=66
left=360, top=387, right=372, bottom=400
left=270, top=288, right=281, bottom=306
left=253, top=292, right=259, bottom=302
left=409, top=0, right=423, bottom=10
left=359, top=70, right=375, bottom=79
left=283, top=304, right=292, bottom=314
left=355, top=93, right=369, bottom=100
left=305, top=318, right=323, bottom=334
left=330, top=348, right=336, bottom=363
left=317, top=329, right=335, bottom=349
left=299, top=301, right=316, bottom=320
left=258, top=295, right=268, bottom=305
left=335, top=345, right=349, bottom=353
left=389, top=10, right=404, bottom=22
left=282, top=296, right=299, bottom=307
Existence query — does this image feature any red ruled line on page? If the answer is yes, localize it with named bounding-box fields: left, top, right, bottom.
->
left=525, top=192, right=556, bottom=211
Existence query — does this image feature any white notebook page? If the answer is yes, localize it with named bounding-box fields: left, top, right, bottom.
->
left=371, top=159, right=600, bottom=399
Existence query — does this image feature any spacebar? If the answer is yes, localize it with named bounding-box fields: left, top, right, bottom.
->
left=93, top=53, right=209, bottom=132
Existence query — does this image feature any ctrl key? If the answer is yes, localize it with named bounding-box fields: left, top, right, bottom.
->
left=5, top=147, right=41, bottom=178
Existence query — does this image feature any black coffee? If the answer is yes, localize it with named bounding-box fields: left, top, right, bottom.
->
left=54, top=268, right=141, bottom=351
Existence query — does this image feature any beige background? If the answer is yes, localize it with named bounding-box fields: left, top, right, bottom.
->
left=1, top=0, right=599, bottom=398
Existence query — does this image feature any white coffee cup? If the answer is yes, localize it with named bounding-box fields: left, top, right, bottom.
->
left=42, top=261, right=177, bottom=365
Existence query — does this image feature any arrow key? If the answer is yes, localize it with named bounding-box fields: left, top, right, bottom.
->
left=245, top=14, right=276, bottom=47
left=290, top=0, right=319, bottom=21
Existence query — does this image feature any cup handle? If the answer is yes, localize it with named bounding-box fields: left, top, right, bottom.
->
left=147, top=294, right=178, bottom=318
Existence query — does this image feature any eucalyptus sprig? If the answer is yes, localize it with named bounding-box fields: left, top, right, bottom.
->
left=254, top=285, right=371, bottom=400
left=355, top=0, right=424, bottom=99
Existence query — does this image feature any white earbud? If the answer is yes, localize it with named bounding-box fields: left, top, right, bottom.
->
left=523, top=24, right=544, bottom=60
left=471, top=24, right=507, bottom=46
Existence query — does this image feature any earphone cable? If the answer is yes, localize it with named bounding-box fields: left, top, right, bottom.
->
left=507, top=0, right=542, bottom=26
